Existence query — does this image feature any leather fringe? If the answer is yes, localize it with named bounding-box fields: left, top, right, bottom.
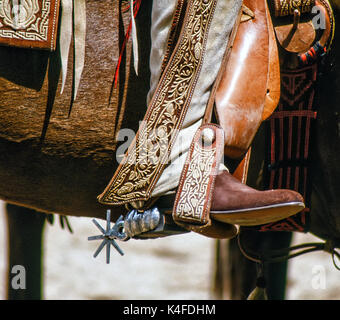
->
left=59, top=0, right=86, bottom=107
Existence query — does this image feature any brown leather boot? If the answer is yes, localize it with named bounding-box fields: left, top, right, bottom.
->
left=210, top=170, right=305, bottom=226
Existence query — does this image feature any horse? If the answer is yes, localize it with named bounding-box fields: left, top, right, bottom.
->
left=0, top=0, right=339, bottom=299
left=0, top=0, right=154, bottom=299
left=0, top=0, right=152, bottom=221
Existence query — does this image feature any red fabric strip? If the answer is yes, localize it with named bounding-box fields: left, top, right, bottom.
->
left=114, top=0, right=142, bottom=88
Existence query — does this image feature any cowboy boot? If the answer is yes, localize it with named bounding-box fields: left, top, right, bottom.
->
left=209, top=169, right=305, bottom=226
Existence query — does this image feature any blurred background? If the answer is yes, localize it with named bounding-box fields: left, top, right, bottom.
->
left=0, top=200, right=339, bottom=300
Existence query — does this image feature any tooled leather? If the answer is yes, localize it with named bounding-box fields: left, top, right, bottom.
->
left=273, top=0, right=315, bottom=17
left=98, top=0, right=218, bottom=205
left=173, top=124, right=224, bottom=226
left=160, top=0, right=187, bottom=75
left=215, top=0, right=271, bottom=159
left=0, top=0, right=61, bottom=50
left=273, top=0, right=334, bottom=54
left=317, top=0, right=335, bottom=49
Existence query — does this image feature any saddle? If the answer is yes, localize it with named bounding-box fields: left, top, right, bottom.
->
left=217, top=0, right=334, bottom=172
left=215, top=0, right=281, bottom=161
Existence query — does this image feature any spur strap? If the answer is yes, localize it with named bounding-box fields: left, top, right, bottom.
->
left=172, top=124, right=224, bottom=228
left=98, top=0, right=218, bottom=206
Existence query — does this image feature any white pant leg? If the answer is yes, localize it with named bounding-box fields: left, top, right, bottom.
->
left=150, top=0, right=243, bottom=197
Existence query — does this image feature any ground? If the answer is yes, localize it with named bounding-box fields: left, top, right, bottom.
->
left=0, top=200, right=339, bottom=300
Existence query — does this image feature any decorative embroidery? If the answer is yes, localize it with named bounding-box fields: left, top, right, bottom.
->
left=274, top=0, right=314, bottom=17
left=173, top=125, right=224, bottom=226
left=0, top=0, right=60, bottom=50
left=175, top=142, right=216, bottom=223
left=98, top=0, right=218, bottom=205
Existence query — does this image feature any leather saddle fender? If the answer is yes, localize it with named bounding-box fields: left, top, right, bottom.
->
left=215, top=0, right=280, bottom=160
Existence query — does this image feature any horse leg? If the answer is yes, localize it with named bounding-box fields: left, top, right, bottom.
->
left=261, top=232, right=292, bottom=300
left=5, top=203, right=45, bottom=300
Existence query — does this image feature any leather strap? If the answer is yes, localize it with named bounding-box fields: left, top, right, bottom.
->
left=98, top=0, right=219, bottom=206
left=172, top=124, right=224, bottom=228
left=58, top=0, right=86, bottom=103
left=262, top=0, right=281, bottom=120
left=203, top=6, right=243, bottom=125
